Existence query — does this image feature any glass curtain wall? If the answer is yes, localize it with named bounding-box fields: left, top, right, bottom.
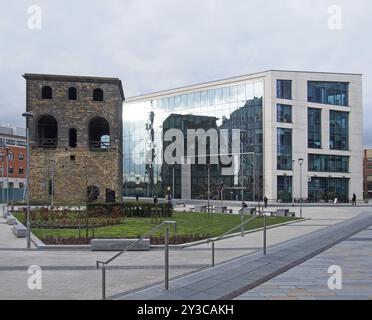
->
left=308, top=177, right=349, bottom=203
left=123, top=79, right=264, bottom=200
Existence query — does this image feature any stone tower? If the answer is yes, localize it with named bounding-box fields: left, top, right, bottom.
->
left=23, top=74, right=125, bottom=205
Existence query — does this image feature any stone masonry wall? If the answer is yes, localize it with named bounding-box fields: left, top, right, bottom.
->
left=24, top=74, right=124, bottom=205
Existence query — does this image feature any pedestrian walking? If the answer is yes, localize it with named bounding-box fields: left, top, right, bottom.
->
left=264, top=196, right=268, bottom=208
left=352, top=193, right=357, bottom=206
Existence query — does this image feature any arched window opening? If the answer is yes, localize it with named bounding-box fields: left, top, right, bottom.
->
left=69, top=128, right=77, bottom=148
left=42, top=86, right=53, bottom=99
left=89, top=117, right=110, bottom=150
left=38, top=115, right=58, bottom=148
left=68, top=87, right=77, bottom=101
left=87, top=185, right=100, bottom=202
left=93, top=88, right=104, bottom=102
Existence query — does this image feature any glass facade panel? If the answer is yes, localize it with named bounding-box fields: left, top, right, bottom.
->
left=277, top=176, right=292, bottom=203
left=308, top=108, right=322, bottom=149
left=308, top=177, right=349, bottom=203
left=123, top=79, right=265, bottom=200
left=277, top=104, right=292, bottom=123
left=308, top=81, right=348, bottom=106
left=276, top=80, right=292, bottom=100
left=330, top=110, right=349, bottom=150
left=277, top=128, right=292, bottom=170
left=308, top=154, right=349, bottom=173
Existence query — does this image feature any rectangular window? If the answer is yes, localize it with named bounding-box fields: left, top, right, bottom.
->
left=308, top=154, right=349, bottom=173
left=277, top=176, right=293, bottom=203
left=330, top=110, right=349, bottom=150
left=308, top=81, right=348, bottom=106
left=277, top=104, right=292, bottom=123
left=309, top=177, right=349, bottom=202
left=276, top=80, right=292, bottom=100
left=308, top=108, right=322, bottom=149
left=277, top=128, right=292, bottom=170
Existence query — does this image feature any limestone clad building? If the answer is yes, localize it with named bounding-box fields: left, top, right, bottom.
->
left=23, top=74, right=124, bottom=205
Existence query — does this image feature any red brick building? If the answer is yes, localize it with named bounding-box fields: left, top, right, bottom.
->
left=0, top=126, right=26, bottom=189
left=363, top=149, right=372, bottom=199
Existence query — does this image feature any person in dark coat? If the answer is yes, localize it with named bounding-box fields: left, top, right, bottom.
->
left=264, top=196, right=268, bottom=208
left=352, top=193, right=357, bottom=206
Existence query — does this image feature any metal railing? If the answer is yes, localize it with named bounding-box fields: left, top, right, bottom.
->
left=96, top=220, right=177, bottom=300
left=207, top=212, right=267, bottom=267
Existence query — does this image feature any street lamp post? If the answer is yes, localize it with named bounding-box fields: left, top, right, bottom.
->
left=0, top=152, right=4, bottom=216
left=172, top=162, right=176, bottom=200
left=292, top=160, right=296, bottom=207
left=50, top=160, right=56, bottom=207
left=5, top=147, right=9, bottom=216
left=23, top=111, right=34, bottom=249
left=207, top=164, right=210, bottom=215
left=298, top=158, right=304, bottom=218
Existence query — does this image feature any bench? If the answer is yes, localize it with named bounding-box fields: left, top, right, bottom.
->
left=276, top=209, right=290, bottom=217
left=194, top=205, right=207, bottom=213
left=91, top=239, right=151, bottom=251
left=275, top=209, right=296, bottom=217
left=239, top=207, right=256, bottom=215
left=12, top=224, right=27, bottom=238
left=214, top=206, right=228, bottom=213
left=7, top=216, right=16, bottom=225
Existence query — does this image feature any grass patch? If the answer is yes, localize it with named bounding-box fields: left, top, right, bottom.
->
left=27, top=212, right=299, bottom=242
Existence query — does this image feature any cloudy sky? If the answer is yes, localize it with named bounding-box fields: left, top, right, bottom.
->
left=0, top=0, right=371, bottom=146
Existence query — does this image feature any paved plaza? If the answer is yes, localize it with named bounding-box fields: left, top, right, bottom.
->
left=0, top=205, right=371, bottom=300
left=236, top=227, right=372, bottom=300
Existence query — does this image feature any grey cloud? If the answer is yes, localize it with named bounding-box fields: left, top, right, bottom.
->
left=0, top=0, right=371, bottom=146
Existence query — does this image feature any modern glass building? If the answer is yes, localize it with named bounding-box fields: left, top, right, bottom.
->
left=123, top=70, right=363, bottom=203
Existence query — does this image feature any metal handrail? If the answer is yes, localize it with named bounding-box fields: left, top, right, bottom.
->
left=96, top=220, right=177, bottom=300
left=207, top=213, right=267, bottom=267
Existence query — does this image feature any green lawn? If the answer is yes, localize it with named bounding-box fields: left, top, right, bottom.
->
left=26, top=212, right=299, bottom=240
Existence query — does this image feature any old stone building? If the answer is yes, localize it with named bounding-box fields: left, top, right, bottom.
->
left=23, top=74, right=125, bottom=205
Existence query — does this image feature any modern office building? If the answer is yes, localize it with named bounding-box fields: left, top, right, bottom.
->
left=123, top=70, right=363, bottom=203
left=0, top=126, right=27, bottom=190
left=363, top=149, right=372, bottom=199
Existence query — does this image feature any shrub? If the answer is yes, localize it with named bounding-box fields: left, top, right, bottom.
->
left=87, top=201, right=173, bottom=218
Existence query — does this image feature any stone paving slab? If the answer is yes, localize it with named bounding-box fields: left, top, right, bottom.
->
left=237, top=228, right=372, bottom=300
left=115, top=212, right=372, bottom=300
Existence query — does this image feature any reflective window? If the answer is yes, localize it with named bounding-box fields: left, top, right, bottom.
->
left=215, top=88, right=223, bottom=104
left=175, top=95, right=182, bottom=109
left=123, top=79, right=266, bottom=200
left=277, top=104, right=292, bottom=123
left=277, top=80, right=292, bottom=100
left=223, top=87, right=230, bottom=103
left=201, top=91, right=208, bottom=107
left=277, top=128, right=292, bottom=170
left=277, top=176, right=292, bottom=203
left=308, top=108, right=322, bottom=149
left=246, top=82, right=254, bottom=100
left=230, top=86, right=238, bottom=102
left=168, top=96, right=175, bottom=111
left=181, top=95, right=188, bottom=108
left=308, top=177, right=349, bottom=202
left=187, top=93, right=194, bottom=108
left=194, top=92, right=201, bottom=108
left=330, top=111, right=349, bottom=150
left=238, top=85, right=245, bottom=102
left=254, top=81, right=264, bottom=98
left=308, top=81, right=348, bottom=106
left=309, top=154, right=349, bottom=173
